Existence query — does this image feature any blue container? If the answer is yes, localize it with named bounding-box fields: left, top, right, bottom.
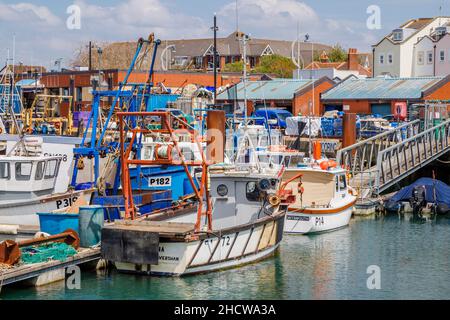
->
left=37, top=212, right=79, bottom=235
left=78, top=205, right=104, bottom=247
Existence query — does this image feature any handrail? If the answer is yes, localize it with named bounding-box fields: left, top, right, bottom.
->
left=336, top=119, right=420, bottom=164
left=374, top=119, right=450, bottom=194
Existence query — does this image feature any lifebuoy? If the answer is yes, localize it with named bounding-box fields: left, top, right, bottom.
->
left=393, top=102, right=407, bottom=120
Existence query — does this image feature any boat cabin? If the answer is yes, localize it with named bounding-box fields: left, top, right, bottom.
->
left=0, top=156, right=62, bottom=199
left=282, top=168, right=349, bottom=208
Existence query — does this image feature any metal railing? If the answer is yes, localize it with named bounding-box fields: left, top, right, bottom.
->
left=337, top=120, right=420, bottom=172
left=375, top=119, right=450, bottom=194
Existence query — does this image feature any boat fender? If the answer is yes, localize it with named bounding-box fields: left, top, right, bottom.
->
left=436, top=203, right=449, bottom=215
left=0, top=225, right=19, bottom=235
left=384, top=200, right=400, bottom=212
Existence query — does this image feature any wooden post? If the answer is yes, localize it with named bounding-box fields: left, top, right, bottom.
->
left=342, top=113, right=356, bottom=148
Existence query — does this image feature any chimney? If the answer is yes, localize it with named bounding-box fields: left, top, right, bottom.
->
left=348, top=48, right=359, bottom=71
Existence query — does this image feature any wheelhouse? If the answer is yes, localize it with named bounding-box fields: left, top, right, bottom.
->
left=0, top=156, right=62, bottom=196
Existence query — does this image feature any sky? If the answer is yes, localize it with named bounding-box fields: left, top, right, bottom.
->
left=0, top=0, right=448, bottom=69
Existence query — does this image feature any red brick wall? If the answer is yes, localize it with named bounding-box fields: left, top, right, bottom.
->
left=293, top=81, right=334, bottom=116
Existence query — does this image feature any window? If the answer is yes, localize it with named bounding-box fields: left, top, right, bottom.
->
left=440, top=50, right=445, bottom=62
left=388, top=54, right=393, bottom=64
left=393, top=31, right=403, bottom=41
left=427, top=51, right=433, bottom=64
left=15, top=162, right=32, bottom=181
left=339, top=175, right=347, bottom=190
left=246, top=181, right=260, bottom=202
left=174, top=56, right=189, bottom=66
left=417, top=51, right=424, bottom=65
left=35, top=161, right=45, bottom=180
left=379, top=54, right=385, bottom=64
left=76, top=87, right=82, bottom=102
left=195, top=56, right=203, bottom=68
left=0, top=162, right=10, bottom=179
left=336, top=175, right=347, bottom=192
left=44, top=159, right=59, bottom=179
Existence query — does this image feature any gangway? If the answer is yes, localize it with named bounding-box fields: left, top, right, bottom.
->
left=336, top=117, right=450, bottom=198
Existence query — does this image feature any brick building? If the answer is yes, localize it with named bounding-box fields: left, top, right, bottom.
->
left=217, top=77, right=335, bottom=116
left=320, top=75, right=450, bottom=115
left=39, top=69, right=268, bottom=115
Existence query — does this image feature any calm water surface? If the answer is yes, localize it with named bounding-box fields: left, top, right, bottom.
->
left=2, top=214, right=449, bottom=300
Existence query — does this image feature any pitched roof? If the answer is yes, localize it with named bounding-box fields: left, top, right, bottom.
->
left=374, top=17, right=440, bottom=47
left=321, top=76, right=447, bottom=100
left=217, top=78, right=323, bottom=100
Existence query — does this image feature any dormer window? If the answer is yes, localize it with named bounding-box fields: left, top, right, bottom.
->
left=392, top=30, right=403, bottom=41
left=436, top=27, right=447, bottom=36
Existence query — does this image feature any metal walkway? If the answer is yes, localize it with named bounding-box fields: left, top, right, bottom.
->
left=336, top=119, right=450, bottom=197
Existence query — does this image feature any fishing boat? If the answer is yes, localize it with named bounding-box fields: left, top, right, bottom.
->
left=101, top=111, right=287, bottom=276
left=0, top=136, right=94, bottom=226
left=254, top=143, right=356, bottom=234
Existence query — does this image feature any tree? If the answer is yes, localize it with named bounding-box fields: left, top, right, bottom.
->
left=328, top=44, right=347, bottom=62
left=253, top=54, right=296, bottom=78
left=222, top=61, right=244, bottom=73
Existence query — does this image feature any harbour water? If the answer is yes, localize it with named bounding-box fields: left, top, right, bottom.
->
left=2, top=214, right=449, bottom=300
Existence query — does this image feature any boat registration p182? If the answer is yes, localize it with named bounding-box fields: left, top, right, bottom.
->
left=149, top=176, right=172, bottom=187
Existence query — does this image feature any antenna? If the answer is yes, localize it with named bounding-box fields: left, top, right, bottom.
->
left=235, top=0, right=239, bottom=31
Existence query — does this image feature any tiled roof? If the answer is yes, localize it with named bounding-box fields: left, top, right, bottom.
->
left=321, top=76, right=446, bottom=100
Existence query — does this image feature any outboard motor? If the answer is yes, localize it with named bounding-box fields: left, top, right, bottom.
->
left=409, top=185, right=426, bottom=218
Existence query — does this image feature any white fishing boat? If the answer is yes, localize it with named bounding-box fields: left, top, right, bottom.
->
left=0, top=137, right=94, bottom=226
left=254, top=145, right=356, bottom=234
left=104, top=168, right=285, bottom=276
left=101, top=110, right=287, bottom=276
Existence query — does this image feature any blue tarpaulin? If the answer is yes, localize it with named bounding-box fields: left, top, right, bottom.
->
left=389, top=177, right=450, bottom=206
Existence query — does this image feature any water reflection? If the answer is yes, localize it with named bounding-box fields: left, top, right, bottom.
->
left=2, top=215, right=449, bottom=300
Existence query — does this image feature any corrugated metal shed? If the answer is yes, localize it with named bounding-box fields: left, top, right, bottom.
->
left=217, top=79, right=314, bottom=100
left=321, top=76, right=445, bottom=100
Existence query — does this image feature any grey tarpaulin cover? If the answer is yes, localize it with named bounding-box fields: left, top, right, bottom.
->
left=286, top=116, right=321, bottom=136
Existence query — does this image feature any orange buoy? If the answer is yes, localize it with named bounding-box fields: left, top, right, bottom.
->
left=319, top=161, right=330, bottom=170
left=328, top=160, right=337, bottom=168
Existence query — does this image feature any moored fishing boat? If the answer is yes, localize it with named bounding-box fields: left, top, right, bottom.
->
left=254, top=143, right=356, bottom=234
left=0, top=137, right=94, bottom=226
left=101, top=111, right=287, bottom=276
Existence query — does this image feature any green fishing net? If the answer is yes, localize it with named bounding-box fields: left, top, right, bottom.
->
left=21, top=243, right=78, bottom=265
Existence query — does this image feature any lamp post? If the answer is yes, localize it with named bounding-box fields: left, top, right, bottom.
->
left=237, top=32, right=250, bottom=121
left=211, top=13, right=219, bottom=105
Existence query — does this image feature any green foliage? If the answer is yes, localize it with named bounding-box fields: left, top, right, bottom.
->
left=328, top=44, right=348, bottom=62
left=223, top=61, right=244, bottom=73
left=253, top=54, right=296, bottom=78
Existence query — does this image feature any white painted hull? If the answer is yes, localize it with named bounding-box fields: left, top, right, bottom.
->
left=0, top=189, right=94, bottom=226
left=114, top=215, right=285, bottom=276
left=284, top=206, right=353, bottom=234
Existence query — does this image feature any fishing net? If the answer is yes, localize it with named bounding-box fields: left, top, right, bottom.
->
left=21, top=243, right=78, bottom=265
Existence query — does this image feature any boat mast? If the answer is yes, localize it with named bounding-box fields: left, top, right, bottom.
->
left=212, top=14, right=218, bottom=105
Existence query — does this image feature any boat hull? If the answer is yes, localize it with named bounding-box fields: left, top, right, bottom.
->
left=113, top=213, right=285, bottom=276
left=0, top=189, right=94, bottom=226
left=284, top=205, right=353, bottom=234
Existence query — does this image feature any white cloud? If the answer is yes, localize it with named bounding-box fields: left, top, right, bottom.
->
left=72, top=0, right=208, bottom=39
left=218, top=0, right=320, bottom=38
left=0, top=2, right=61, bottom=26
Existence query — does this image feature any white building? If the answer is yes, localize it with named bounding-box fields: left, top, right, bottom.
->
left=373, top=17, right=450, bottom=77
